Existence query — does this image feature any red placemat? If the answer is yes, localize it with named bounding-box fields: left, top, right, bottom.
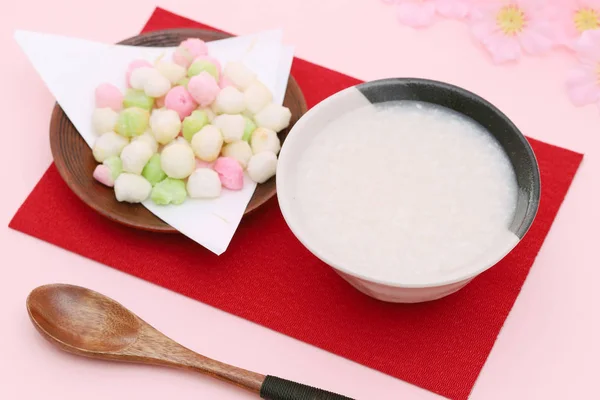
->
left=10, top=7, right=583, bottom=400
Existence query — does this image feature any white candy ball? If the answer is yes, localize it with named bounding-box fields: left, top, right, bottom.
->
left=187, top=168, right=222, bottom=199
left=250, top=127, right=280, bottom=155
left=223, top=61, right=256, bottom=91
left=130, top=67, right=160, bottom=90
left=93, top=131, right=129, bottom=162
left=144, top=73, right=172, bottom=98
left=221, top=141, right=253, bottom=169
left=150, top=109, right=182, bottom=144
left=160, top=141, right=195, bottom=179
left=155, top=60, right=186, bottom=84
left=254, top=103, right=292, bottom=133
left=120, top=141, right=154, bottom=175
left=132, top=130, right=158, bottom=153
left=247, top=152, right=277, bottom=183
left=191, top=125, right=224, bottom=162
left=213, top=86, right=245, bottom=114
left=213, top=114, right=245, bottom=143
left=244, top=81, right=273, bottom=114
left=114, top=173, right=152, bottom=203
left=92, top=107, right=118, bottom=134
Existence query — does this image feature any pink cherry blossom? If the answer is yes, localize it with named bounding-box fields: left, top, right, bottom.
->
left=468, top=0, right=558, bottom=64
left=93, top=165, right=115, bottom=187
left=382, top=0, right=471, bottom=28
left=556, top=0, right=600, bottom=48
left=566, top=29, right=600, bottom=106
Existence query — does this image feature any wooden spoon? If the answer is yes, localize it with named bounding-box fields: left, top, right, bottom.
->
left=26, top=284, right=353, bottom=400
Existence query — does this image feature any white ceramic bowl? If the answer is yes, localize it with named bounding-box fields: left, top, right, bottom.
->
left=276, top=78, right=540, bottom=303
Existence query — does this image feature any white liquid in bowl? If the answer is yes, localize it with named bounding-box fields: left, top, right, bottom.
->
left=294, top=100, right=519, bottom=285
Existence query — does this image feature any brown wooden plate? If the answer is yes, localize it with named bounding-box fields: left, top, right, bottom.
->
left=50, top=28, right=307, bottom=233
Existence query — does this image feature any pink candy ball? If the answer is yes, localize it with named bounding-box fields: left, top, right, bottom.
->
left=165, top=86, right=198, bottom=120
left=93, top=165, right=114, bottom=187
left=173, top=39, right=209, bottom=68
left=95, top=83, right=123, bottom=111
left=126, top=59, right=152, bottom=87
left=213, top=157, right=244, bottom=190
left=219, top=76, right=234, bottom=89
left=187, top=72, right=220, bottom=107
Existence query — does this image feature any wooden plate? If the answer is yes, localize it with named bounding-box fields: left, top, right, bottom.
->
left=50, top=28, right=307, bottom=233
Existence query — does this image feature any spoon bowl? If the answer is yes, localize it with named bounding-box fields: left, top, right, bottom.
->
left=28, top=284, right=141, bottom=353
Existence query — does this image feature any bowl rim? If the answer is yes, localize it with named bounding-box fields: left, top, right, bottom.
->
left=276, top=77, right=541, bottom=289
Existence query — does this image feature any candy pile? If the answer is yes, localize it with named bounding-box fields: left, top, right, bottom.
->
left=91, top=38, right=291, bottom=205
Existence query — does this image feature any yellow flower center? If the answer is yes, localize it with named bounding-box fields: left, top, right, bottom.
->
left=496, top=5, right=526, bottom=35
left=574, top=8, right=600, bottom=32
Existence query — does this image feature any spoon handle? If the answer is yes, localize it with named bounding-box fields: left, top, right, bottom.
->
left=260, top=375, right=354, bottom=400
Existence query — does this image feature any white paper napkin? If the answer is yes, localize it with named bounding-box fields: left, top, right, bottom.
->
left=15, top=29, right=295, bottom=255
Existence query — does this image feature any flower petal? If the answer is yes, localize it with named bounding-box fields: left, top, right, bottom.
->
left=566, top=66, right=600, bottom=106
left=469, top=2, right=501, bottom=20
left=519, top=27, right=555, bottom=55
left=435, top=0, right=470, bottom=19
left=486, top=34, right=522, bottom=63
left=573, top=29, right=600, bottom=63
left=471, top=20, right=499, bottom=42
left=396, top=2, right=437, bottom=28
left=581, top=0, right=600, bottom=9
left=554, top=11, right=581, bottom=49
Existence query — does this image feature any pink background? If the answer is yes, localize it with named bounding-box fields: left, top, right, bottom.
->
left=1, top=1, right=598, bottom=399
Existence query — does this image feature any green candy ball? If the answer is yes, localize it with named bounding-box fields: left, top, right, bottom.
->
left=177, top=77, right=190, bottom=88
left=242, top=116, right=257, bottom=142
left=151, top=177, right=187, bottom=205
left=142, top=154, right=167, bottom=186
left=114, top=107, right=149, bottom=137
left=123, top=89, right=155, bottom=111
left=103, top=156, right=123, bottom=180
left=182, top=110, right=209, bottom=142
left=187, top=60, right=219, bottom=80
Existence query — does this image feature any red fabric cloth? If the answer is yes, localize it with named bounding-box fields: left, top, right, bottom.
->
left=9, top=8, right=584, bottom=400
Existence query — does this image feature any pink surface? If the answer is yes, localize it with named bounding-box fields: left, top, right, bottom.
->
left=1, top=1, right=598, bottom=400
